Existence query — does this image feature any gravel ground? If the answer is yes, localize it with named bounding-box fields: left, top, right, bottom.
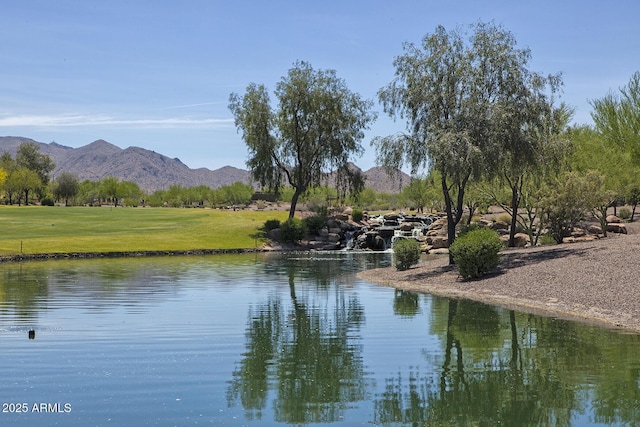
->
left=358, top=223, right=640, bottom=333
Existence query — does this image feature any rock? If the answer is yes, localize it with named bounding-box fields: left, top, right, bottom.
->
left=606, top=215, right=621, bottom=223
left=399, top=222, right=414, bottom=231
left=429, top=248, right=450, bottom=255
left=490, top=220, right=510, bottom=230
left=513, top=232, right=530, bottom=247
left=428, top=218, right=447, bottom=231
left=327, top=233, right=341, bottom=243
left=426, top=228, right=444, bottom=237
left=429, top=236, right=449, bottom=249
left=607, top=223, right=628, bottom=234
left=382, top=214, right=401, bottom=225
left=326, top=218, right=339, bottom=228
left=564, top=235, right=599, bottom=243
left=571, top=227, right=586, bottom=238
left=307, top=240, right=327, bottom=250
left=587, top=224, right=603, bottom=235
left=479, top=219, right=493, bottom=227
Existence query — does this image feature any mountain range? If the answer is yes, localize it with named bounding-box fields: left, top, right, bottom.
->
left=0, top=136, right=410, bottom=193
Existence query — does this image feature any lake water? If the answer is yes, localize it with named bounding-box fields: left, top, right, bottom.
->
left=1, top=252, right=640, bottom=426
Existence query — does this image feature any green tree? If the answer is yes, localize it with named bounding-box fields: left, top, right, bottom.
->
left=119, top=181, right=143, bottom=206
left=373, top=22, right=551, bottom=261
left=54, top=171, right=80, bottom=205
left=77, top=180, right=101, bottom=205
left=591, top=71, right=640, bottom=160
left=7, top=167, right=41, bottom=205
left=222, top=182, right=254, bottom=207
left=400, top=176, right=430, bottom=213
left=16, top=141, right=55, bottom=195
left=0, top=167, right=6, bottom=193
left=229, top=60, right=376, bottom=219
left=540, top=171, right=602, bottom=243
left=100, top=176, right=125, bottom=207
left=492, top=99, right=573, bottom=247
left=1, top=151, right=18, bottom=204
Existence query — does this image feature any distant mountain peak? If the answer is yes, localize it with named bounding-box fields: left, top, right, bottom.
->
left=0, top=136, right=408, bottom=193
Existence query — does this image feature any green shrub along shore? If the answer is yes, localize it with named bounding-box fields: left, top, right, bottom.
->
left=0, top=206, right=289, bottom=261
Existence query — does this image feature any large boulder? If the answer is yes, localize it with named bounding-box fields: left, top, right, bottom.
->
left=428, top=218, right=447, bottom=231
left=327, top=233, right=341, bottom=243
left=607, top=223, right=628, bottom=234
left=513, top=232, right=530, bottom=248
left=606, top=215, right=621, bottom=223
left=429, top=236, right=449, bottom=249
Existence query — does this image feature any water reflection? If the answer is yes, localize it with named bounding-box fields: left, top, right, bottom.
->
left=1, top=253, right=640, bottom=426
left=227, top=253, right=374, bottom=423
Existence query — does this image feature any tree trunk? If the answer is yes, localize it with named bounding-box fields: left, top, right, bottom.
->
left=442, top=176, right=466, bottom=265
left=442, top=177, right=456, bottom=265
left=508, top=185, right=520, bottom=247
left=289, top=188, right=302, bottom=219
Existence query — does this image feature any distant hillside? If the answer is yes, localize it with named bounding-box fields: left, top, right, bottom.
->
left=0, top=136, right=409, bottom=193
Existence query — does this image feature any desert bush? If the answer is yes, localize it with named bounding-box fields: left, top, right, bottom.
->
left=352, top=208, right=364, bottom=222
left=539, top=234, right=556, bottom=246
left=393, top=238, right=421, bottom=271
left=40, top=197, right=55, bottom=206
left=619, top=207, right=631, bottom=220
left=495, top=213, right=512, bottom=224
left=449, top=228, right=502, bottom=279
left=263, top=219, right=281, bottom=232
left=303, top=214, right=326, bottom=235
left=457, top=222, right=484, bottom=238
left=280, top=218, right=306, bottom=242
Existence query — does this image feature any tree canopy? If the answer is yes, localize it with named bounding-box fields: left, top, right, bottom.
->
left=591, top=71, right=640, bottom=160
left=16, top=141, right=55, bottom=187
left=373, top=22, right=567, bottom=257
left=229, top=61, right=376, bottom=218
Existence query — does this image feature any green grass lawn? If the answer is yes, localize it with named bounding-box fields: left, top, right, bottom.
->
left=0, top=206, right=289, bottom=255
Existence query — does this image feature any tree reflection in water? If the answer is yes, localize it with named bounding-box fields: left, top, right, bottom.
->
left=227, top=256, right=370, bottom=424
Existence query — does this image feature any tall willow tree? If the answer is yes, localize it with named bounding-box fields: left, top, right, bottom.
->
left=229, top=61, right=376, bottom=218
left=373, top=22, right=566, bottom=257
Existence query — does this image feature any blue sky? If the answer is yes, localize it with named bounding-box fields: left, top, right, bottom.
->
left=1, top=0, right=638, bottom=172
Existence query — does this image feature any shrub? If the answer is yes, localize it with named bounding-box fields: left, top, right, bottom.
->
left=393, top=238, right=421, bottom=271
left=539, top=234, right=556, bottom=246
left=352, top=208, right=364, bottom=222
left=449, top=228, right=502, bottom=279
left=280, top=218, right=306, bottom=243
left=619, top=207, right=631, bottom=220
left=457, top=223, right=484, bottom=238
left=263, top=219, right=281, bottom=232
left=40, top=197, right=55, bottom=206
left=303, top=215, right=326, bottom=235
left=495, top=213, right=512, bottom=224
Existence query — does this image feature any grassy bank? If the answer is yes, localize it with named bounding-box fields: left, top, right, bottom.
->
left=0, top=206, right=289, bottom=256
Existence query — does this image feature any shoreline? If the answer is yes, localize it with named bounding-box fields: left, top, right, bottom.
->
left=358, top=230, right=640, bottom=334
left=0, top=247, right=270, bottom=264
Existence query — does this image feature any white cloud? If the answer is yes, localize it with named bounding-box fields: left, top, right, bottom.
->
left=0, top=114, right=234, bottom=129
